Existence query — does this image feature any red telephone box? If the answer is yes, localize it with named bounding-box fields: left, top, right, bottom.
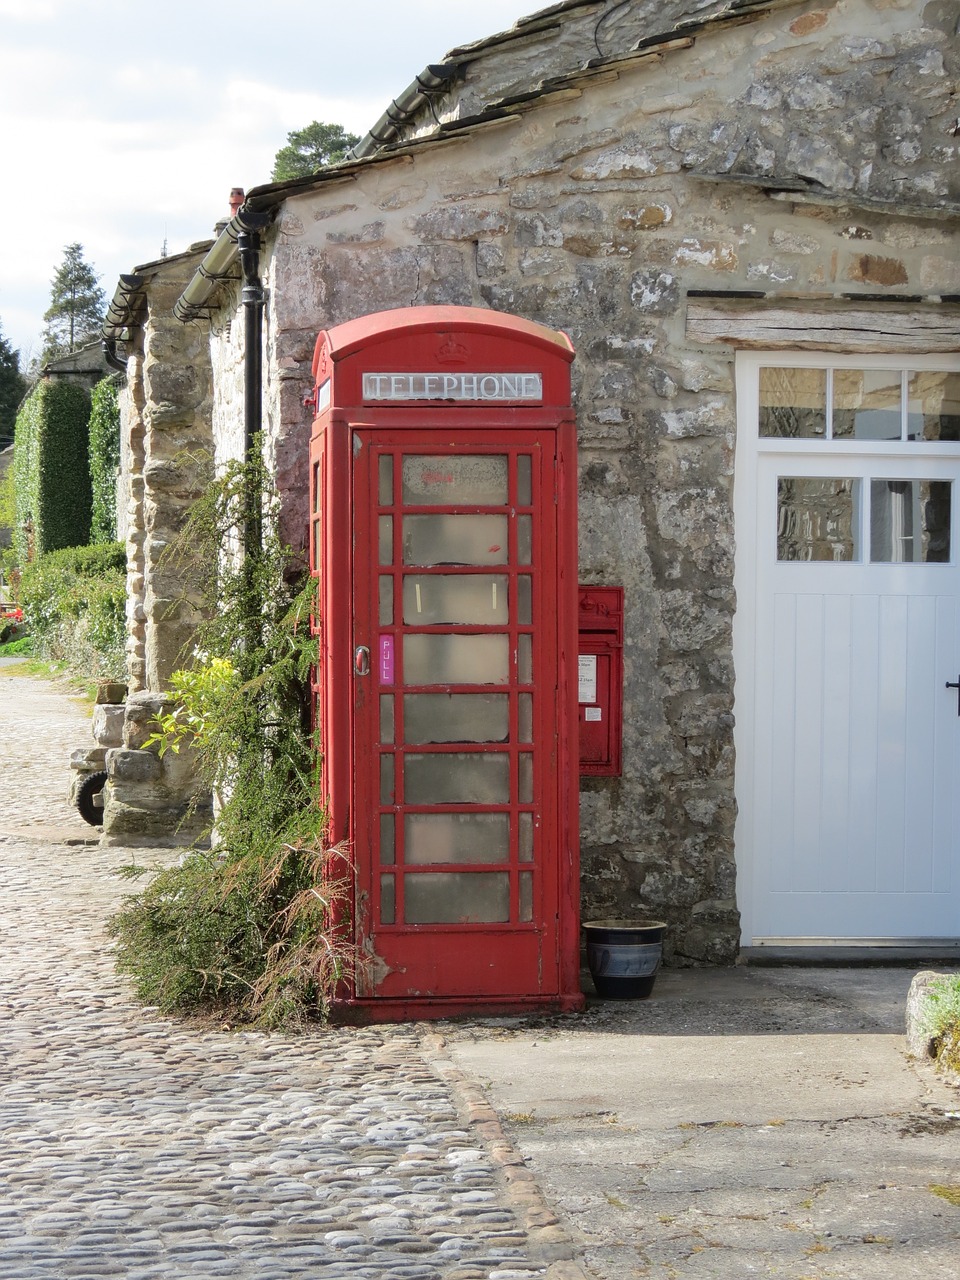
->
left=309, top=306, right=583, bottom=1019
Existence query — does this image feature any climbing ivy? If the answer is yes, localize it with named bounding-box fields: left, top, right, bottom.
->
left=13, top=378, right=91, bottom=560
left=88, top=376, right=121, bottom=544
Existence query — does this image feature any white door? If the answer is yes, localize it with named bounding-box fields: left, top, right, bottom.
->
left=734, top=355, right=960, bottom=943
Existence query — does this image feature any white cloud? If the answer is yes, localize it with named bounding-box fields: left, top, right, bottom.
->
left=0, top=0, right=531, bottom=355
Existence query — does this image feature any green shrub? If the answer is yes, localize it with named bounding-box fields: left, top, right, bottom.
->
left=19, top=541, right=126, bottom=678
left=13, top=379, right=92, bottom=559
left=88, top=377, right=121, bottom=544
left=110, top=453, right=356, bottom=1029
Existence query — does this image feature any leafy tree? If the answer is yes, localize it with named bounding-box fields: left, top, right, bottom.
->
left=271, top=121, right=360, bottom=181
left=41, top=243, right=106, bottom=360
left=0, top=322, right=25, bottom=448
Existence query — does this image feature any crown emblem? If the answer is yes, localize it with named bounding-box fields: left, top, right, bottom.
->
left=437, top=335, right=468, bottom=365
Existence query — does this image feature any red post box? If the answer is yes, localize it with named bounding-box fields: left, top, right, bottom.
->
left=578, top=586, right=624, bottom=776
left=309, top=305, right=583, bottom=1020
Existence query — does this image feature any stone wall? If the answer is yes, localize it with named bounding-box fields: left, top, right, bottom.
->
left=104, top=253, right=215, bottom=847
left=205, top=0, right=957, bottom=956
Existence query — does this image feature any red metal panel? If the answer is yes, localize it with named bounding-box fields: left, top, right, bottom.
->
left=309, top=306, right=583, bottom=1019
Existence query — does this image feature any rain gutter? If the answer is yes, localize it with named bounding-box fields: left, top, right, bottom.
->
left=102, top=273, right=147, bottom=370
left=173, top=207, right=272, bottom=324
left=348, top=63, right=462, bottom=160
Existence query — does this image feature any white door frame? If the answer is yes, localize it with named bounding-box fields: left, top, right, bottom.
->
left=733, top=351, right=960, bottom=944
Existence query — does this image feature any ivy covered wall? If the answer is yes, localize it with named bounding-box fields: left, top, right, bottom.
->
left=88, top=376, right=121, bottom=544
left=14, top=378, right=92, bottom=561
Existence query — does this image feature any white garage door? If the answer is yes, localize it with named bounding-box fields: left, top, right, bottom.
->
left=734, top=355, right=960, bottom=943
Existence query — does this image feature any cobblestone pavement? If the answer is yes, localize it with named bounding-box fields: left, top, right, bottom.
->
left=0, top=665, right=584, bottom=1280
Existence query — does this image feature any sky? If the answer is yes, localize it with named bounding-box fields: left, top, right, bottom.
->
left=0, top=0, right=538, bottom=364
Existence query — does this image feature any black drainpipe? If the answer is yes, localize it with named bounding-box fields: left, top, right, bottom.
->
left=237, top=228, right=264, bottom=561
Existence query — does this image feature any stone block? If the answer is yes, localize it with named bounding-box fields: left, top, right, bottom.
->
left=106, top=747, right=162, bottom=784
left=846, top=253, right=909, bottom=285
left=70, top=747, right=108, bottom=772
left=122, top=691, right=173, bottom=749
left=412, top=205, right=510, bottom=241
left=92, top=704, right=126, bottom=748
left=617, top=203, right=672, bottom=230
left=629, top=269, right=679, bottom=315
left=95, top=681, right=128, bottom=705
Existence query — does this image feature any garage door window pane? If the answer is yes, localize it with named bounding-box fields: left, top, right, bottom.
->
left=870, top=480, right=951, bottom=564
left=759, top=368, right=826, bottom=438
left=777, top=477, right=861, bottom=562
left=833, top=370, right=902, bottom=441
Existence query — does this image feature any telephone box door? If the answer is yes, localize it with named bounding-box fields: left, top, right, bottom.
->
left=352, top=431, right=561, bottom=1000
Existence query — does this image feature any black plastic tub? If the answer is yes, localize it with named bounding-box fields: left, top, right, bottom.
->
left=582, top=919, right=667, bottom=999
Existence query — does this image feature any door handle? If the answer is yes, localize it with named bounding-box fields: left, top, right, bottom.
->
left=354, top=646, right=371, bottom=677
left=947, top=677, right=960, bottom=715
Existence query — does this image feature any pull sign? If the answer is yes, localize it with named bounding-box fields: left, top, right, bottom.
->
left=380, top=635, right=395, bottom=684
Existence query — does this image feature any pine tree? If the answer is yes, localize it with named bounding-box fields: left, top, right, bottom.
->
left=41, top=243, right=106, bottom=360
left=0, top=322, right=25, bottom=448
left=271, top=121, right=360, bottom=181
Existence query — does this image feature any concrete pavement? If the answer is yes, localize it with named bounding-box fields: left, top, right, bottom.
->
left=442, top=967, right=960, bottom=1278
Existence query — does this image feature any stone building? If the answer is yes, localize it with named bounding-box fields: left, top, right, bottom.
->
left=102, top=0, right=960, bottom=961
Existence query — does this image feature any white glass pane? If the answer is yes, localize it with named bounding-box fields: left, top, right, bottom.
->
left=520, top=872, right=533, bottom=923
left=380, top=874, right=395, bottom=924
left=380, top=813, right=395, bottom=865
left=379, top=516, right=393, bottom=565
left=403, top=515, right=509, bottom=566
left=405, top=753, right=510, bottom=804
left=405, top=813, right=510, bottom=864
left=380, top=695, right=394, bottom=744
left=518, top=516, right=532, bottom=564
left=777, top=477, right=862, bottom=562
left=908, top=371, right=960, bottom=442
left=517, top=456, right=532, bottom=506
left=379, top=576, right=393, bottom=625
left=404, top=694, right=509, bottom=743
left=833, top=369, right=902, bottom=440
left=518, top=634, right=533, bottom=684
left=759, top=367, right=826, bottom=438
left=380, top=754, right=395, bottom=804
left=403, top=575, right=508, bottom=624
left=517, top=576, right=532, bottom=625
left=404, top=634, right=510, bottom=685
left=870, top=480, right=951, bottom=564
left=518, top=693, right=533, bottom=743
left=404, top=872, right=510, bottom=924
left=378, top=454, right=394, bottom=506
left=519, top=812, right=534, bottom=862
left=402, top=455, right=508, bottom=505
left=519, top=754, right=533, bottom=804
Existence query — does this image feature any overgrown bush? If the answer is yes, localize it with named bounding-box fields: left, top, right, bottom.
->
left=19, top=541, right=126, bottom=678
left=88, top=376, right=121, bottom=544
left=109, top=453, right=356, bottom=1029
left=919, top=974, right=960, bottom=1076
left=13, top=379, right=91, bottom=560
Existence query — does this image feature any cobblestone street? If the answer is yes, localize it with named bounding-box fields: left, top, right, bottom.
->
left=0, top=664, right=582, bottom=1280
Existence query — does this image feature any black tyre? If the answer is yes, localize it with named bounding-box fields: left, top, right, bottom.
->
left=76, top=770, right=108, bottom=826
